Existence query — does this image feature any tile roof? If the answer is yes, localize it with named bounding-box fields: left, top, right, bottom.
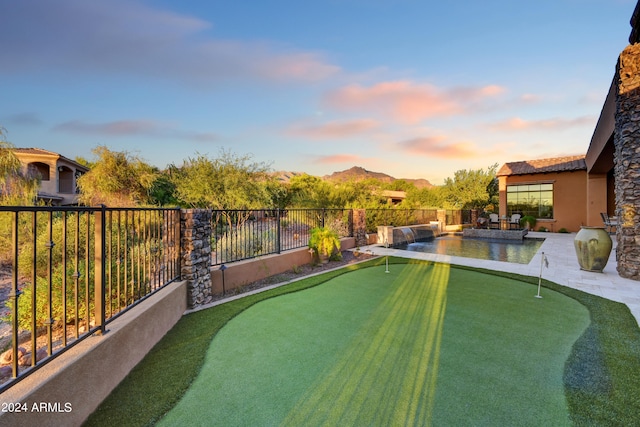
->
left=497, top=155, right=586, bottom=176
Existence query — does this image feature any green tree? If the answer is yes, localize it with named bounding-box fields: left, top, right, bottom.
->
left=171, top=150, right=272, bottom=209
left=440, top=164, right=498, bottom=209
left=77, top=146, right=159, bottom=206
left=402, top=186, right=444, bottom=209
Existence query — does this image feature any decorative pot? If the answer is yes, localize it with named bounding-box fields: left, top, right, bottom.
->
left=574, top=226, right=613, bottom=272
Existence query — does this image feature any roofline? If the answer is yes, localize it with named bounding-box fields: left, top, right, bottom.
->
left=14, top=148, right=90, bottom=172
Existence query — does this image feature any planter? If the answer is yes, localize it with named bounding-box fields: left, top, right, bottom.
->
left=574, top=226, right=613, bottom=272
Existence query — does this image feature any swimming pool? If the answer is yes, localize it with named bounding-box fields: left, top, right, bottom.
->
left=395, top=234, right=544, bottom=264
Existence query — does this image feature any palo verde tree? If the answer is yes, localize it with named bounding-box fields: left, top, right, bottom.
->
left=76, top=146, right=159, bottom=207
left=171, top=149, right=272, bottom=209
left=171, top=149, right=274, bottom=231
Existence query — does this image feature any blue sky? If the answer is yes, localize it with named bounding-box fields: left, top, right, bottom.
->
left=0, top=0, right=635, bottom=184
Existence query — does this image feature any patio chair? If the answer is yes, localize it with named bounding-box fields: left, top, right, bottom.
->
left=508, top=214, right=521, bottom=229
left=600, top=212, right=618, bottom=234
left=488, top=213, right=500, bottom=229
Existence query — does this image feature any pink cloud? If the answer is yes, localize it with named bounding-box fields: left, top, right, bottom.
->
left=324, top=81, right=505, bottom=124
left=398, top=135, right=477, bottom=159
left=288, top=119, right=378, bottom=139
left=314, top=154, right=365, bottom=164
left=489, top=115, right=597, bottom=131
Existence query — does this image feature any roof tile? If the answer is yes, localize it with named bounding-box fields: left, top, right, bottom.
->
left=497, top=155, right=586, bottom=176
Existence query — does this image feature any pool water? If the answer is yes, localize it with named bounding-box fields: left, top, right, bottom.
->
left=396, top=234, right=544, bottom=264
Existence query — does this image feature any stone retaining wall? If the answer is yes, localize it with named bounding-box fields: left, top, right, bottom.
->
left=463, top=228, right=528, bottom=240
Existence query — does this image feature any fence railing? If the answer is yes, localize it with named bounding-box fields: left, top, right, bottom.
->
left=211, top=208, right=353, bottom=266
left=0, top=206, right=180, bottom=392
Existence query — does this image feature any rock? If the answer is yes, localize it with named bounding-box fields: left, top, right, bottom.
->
left=0, top=365, right=12, bottom=381
left=0, top=346, right=26, bottom=365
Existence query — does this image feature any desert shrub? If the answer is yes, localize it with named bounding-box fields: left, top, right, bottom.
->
left=215, top=227, right=277, bottom=263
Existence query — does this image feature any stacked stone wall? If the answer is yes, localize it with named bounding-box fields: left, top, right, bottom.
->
left=180, top=209, right=213, bottom=307
left=353, top=209, right=368, bottom=247
left=615, top=43, right=640, bottom=280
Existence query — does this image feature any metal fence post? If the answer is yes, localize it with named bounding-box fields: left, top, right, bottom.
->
left=276, top=208, right=281, bottom=254
left=94, top=205, right=106, bottom=335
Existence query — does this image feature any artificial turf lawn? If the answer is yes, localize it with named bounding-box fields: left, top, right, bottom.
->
left=157, top=261, right=588, bottom=426
left=85, top=257, right=640, bottom=426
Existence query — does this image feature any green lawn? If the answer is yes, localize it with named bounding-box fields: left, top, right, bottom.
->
left=85, top=258, right=640, bottom=426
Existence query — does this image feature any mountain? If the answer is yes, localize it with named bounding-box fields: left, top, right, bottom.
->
left=323, top=166, right=433, bottom=189
left=272, top=166, right=433, bottom=189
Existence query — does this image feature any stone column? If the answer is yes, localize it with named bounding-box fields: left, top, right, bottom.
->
left=615, top=43, right=640, bottom=280
left=180, top=209, right=213, bottom=307
left=353, top=209, right=368, bottom=247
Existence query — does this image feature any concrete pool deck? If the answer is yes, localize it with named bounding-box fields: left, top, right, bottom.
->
left=362, top=231, right=640, bottom=327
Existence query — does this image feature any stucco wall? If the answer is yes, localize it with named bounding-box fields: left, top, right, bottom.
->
left=210, top=237, right=356, bottom=295
left=499, top=170, right=588, bottom=232
left=0, top=280, right=187, bottom=427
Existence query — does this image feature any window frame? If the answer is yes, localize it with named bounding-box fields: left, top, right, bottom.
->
left=506, top=182, right=554, bottom=219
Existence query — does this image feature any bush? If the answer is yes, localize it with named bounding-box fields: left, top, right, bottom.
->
left=308, top=227, right=341, bottom=261
left=520, top=215, right=537, bottom=230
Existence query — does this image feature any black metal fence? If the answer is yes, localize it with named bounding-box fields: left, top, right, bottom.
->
left=0, top=206, right=180, bottom=392
left=211, top=208, right=353, bottom=266
left=211, top=208, right=474, bottom=265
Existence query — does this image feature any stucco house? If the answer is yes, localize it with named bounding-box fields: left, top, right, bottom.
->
left=497, top=155, right=587, bottom=232
left=13, top=148, right=89, bottom=205
left=497, top=0, right=640, bottom=280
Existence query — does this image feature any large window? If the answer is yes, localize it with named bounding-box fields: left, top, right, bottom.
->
left=506, top=183, right=553, bottom=218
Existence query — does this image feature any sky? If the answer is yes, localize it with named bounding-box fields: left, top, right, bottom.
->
left=0, top=0, right=636, bottom=185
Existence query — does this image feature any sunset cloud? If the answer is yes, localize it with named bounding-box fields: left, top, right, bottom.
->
left=397, top=135, right=477, bottom=159
left=324, top=81, right=505, bottom=124
left=0, top=0, right=339, bottom=85
left=288, top=119, right=378, bottom=139
left=314, top=154, right=366, bottom=164
left=54, top=119, right=219, bottom=142
left=489, top=115, right=597, bottom=131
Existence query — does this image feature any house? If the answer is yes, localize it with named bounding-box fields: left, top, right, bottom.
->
left=381, top=190, right=406, bottom=205
left=496, top=155, right=587, bottom=232
left=13, top=148, right=89, bottom=205
left=496, top=0, right=640, bottom=280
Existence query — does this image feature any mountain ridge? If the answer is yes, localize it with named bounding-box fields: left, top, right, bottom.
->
left=273, top=166, right=433, bottom=189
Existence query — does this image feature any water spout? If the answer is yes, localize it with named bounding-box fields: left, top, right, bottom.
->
left=400, top=227, right=416, bottom=244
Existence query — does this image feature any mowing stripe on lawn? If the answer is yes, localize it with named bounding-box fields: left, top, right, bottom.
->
left=159, top=261, right=589, bottom=426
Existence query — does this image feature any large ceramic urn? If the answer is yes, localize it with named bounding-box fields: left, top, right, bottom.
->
left=573, top=226, right=613, bottom=272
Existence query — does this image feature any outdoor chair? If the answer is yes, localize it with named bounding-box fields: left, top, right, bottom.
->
left=489, top=213, right=500, bottom=229
left=600, top=212, right=618, bottom=234
left=508, top=214, right=521, bottom=229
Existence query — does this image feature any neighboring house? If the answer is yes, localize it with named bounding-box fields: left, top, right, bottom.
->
left=381, top=190, right=406, bottom=205
left=497, top=155, right=587, bottom=232
left=13, top=148, right=89, bottom=205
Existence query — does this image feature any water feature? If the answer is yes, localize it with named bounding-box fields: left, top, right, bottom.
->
left=399, top=227, right=416, bottom=243
left=395, top=234, right=544, bottom=264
